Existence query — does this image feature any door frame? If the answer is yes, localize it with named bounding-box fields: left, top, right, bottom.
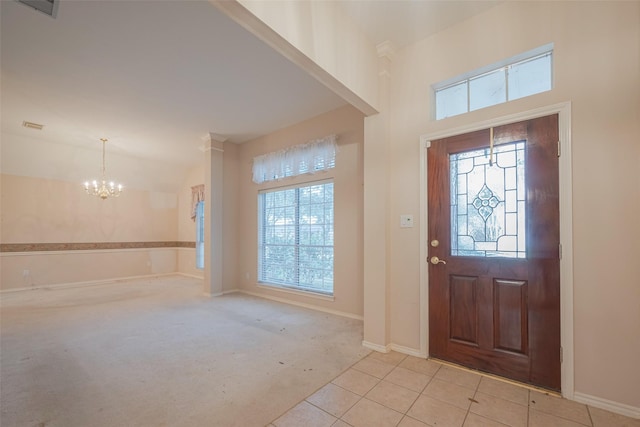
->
left=419, top=102, right=574, bottom=399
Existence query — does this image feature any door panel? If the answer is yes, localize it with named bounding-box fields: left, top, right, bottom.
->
left=449, top=275, right=479, bottom=345
left=493, top=279, right=528, bottom=355
left=428, top=114, right=560, bottom=391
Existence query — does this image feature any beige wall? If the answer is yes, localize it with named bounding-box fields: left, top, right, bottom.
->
left=1, top=174, right=178, bottom=243
left=383, top=1, right=639, bottom=409
left=2, top=249, right=177, bottom=290
left=223, top=142, right=240, bottom=293
left=1, top=173, right=179, bottom=290
left=174, top=144, right=239, bottom=289
left=236, top=105, right=364, bottom=317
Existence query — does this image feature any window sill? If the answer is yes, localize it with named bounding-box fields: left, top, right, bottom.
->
left=257, top=282, right=335, bottom=301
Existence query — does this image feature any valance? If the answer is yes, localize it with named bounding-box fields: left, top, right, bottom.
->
left=190, top=184, right=205, bottom=221
left=252, top=135, right=337, bottom=184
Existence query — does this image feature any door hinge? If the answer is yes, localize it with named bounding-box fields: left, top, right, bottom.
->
left=558, top=140, right=561, bottom=157
left=560, top=346, right=563, bottom=364
left=559, top=243, right=563, bottom=259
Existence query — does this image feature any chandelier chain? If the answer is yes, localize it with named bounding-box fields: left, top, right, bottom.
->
left=84, top=138, right=123, bottom=200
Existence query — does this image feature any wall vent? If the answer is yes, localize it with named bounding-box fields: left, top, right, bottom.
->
left=17, top=0, right=58, bottom=18
left=22, top=121, right=44, bottom=130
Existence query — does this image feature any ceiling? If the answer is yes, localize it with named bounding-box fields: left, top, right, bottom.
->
left=1, top=0, right=501, bottom=176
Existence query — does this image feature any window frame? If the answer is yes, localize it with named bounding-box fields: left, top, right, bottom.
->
left=257, top=179, right=334, bottom=296
left=433, top=43, right=554, bottom=120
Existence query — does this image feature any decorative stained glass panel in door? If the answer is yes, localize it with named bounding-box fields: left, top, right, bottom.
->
left=450, top=141, right=526, bottom=258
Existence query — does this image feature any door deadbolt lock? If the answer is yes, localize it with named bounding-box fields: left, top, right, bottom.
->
left=430, top=256, right=447, bottom=265
left=430, top=240, right=439, bottom=247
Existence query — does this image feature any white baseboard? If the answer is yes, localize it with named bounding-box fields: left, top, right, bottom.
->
left=0, top=272, right=179, bottom=293
left=362, top=341, right=390, bottom=353
left=362, top=341, right=427, bottom=358
left=389, top=343, right=427, bottom=358
left=238, top=289, right=363, bottom=321
left=203, top=291, right=224, bottom=297
left=574, top=392, right=640, bottom=419
left=175, top=272, right=204, bottom=280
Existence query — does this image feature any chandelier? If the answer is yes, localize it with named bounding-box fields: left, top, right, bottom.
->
left=84, top=138, right=123, bottom=200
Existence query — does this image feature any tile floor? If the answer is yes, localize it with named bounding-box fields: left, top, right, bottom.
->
left=268, top=351, right=640, bottom=427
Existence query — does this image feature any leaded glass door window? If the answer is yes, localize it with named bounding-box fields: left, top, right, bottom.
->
left=450, top=141, right=526, bottom=258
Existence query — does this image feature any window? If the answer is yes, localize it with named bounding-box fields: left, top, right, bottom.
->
left=195, top=201, right=204, bottom=269
left=450, top=141, right=526, bottom=258
left=258, top=181, right=334, bottom=295
left=434, top=44, right=553, bottom=120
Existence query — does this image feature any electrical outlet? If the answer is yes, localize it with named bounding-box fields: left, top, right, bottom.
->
left=23, top=269, right=30, bottom=277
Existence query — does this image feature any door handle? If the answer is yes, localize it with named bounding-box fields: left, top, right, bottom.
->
left=430, top=256, right=447, bottom=265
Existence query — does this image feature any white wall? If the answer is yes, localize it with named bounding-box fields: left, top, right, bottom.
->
left=218, top=0, right=379, bottom=115
left=385, top=0, right=639, bottom=409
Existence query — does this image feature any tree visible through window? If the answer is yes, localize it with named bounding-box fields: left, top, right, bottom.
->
left=258, top=181, right=334, bottom=295
left=196, top=201, right=204, bottom=270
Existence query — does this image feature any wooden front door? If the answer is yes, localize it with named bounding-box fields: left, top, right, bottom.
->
left=428, top=114, right=561, bottom=391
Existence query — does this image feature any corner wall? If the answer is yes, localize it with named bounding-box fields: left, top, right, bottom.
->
left=236, top=105, right=364, bottom=318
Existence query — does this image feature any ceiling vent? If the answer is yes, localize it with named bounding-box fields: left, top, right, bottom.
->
left=22, top=121, right=44, bottom=130
left=17, top=0, right=58, bottom=18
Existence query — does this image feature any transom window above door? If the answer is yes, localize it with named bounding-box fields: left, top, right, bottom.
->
left=433, top=44, right=553, bottom=120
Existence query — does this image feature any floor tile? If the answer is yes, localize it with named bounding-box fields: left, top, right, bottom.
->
left=529, top=408, right=591, bottom=427
left=407, top=394, right=467, bottom=427
left=366, top=380, right=420, bottom=414
left=477, top=376, right=529, bottom=406
left=530, top=390, right=592, bottom=426
left=434, top=365, right=482, bottom=390
left=273, top=401, right=337, bottom=427
left=399, top=356, right=442, bottom=376
left=341, top=398, right=404, bottom=427
left=331, top=420, right=352, bottom=427
left=367, top=350, right=408, bottom=366
left=589, top=406, right=640, bottom=427
left=384, top=366, right=432, bottom=393
left=423, top=378, right=476, bottom=410
left=464, top=412, right=512, bottom=427
left=398, top=415, right=431, bottom=427
left=352, top=357, right=396, bottom=379
left=331, top=369, right=380, bottom=396
left=306, top=383, right=361, bottom=418
left=470, top=391, right=528, bottom=427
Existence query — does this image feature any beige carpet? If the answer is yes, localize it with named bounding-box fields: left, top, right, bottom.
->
left=0, top=276, right=368, bottom=427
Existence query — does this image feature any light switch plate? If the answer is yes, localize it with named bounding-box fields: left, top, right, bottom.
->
left=400, top=214, right=414, bottom=228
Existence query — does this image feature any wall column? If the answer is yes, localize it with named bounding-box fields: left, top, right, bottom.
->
left=204, top=132, right=226, bottom=297
left=363, top=42, right=394, bottom=351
